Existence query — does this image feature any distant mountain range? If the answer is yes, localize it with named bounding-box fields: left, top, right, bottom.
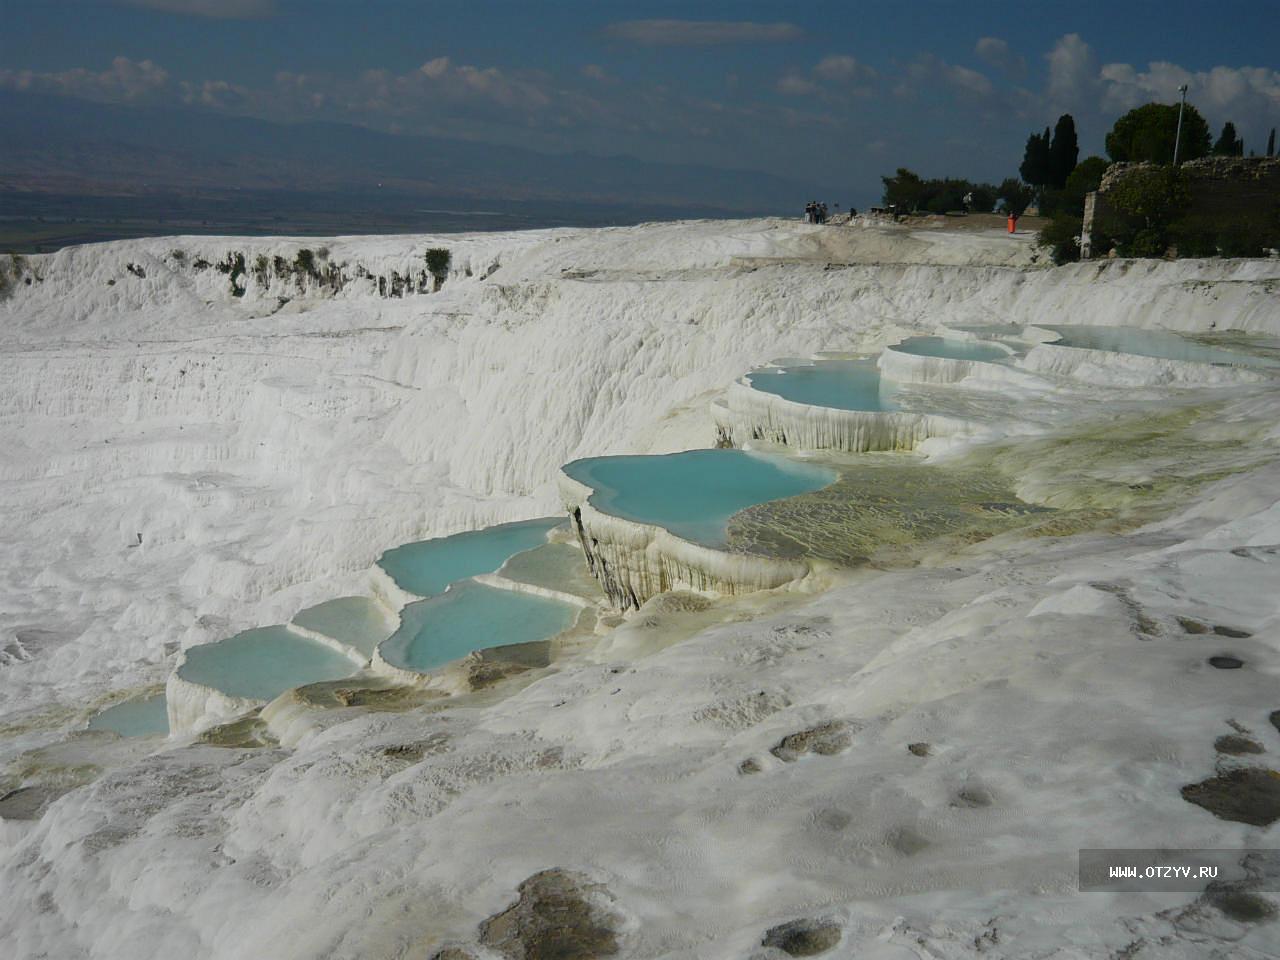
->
left=0, top=92, right=808, bottom=215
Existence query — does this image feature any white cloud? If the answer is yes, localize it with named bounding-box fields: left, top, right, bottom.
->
left=945, top=64, right=994, bottom=97
left=604, top=20, right=803, bottom=46
left=975, top=37, right=1026, bottom=76
left=813, top=55, right=875, bottom=84
left=778, top=55, right=876, bottom=98
left=776, top=74, right=818, bottom=96
left=1099, top=60, right=1280, bottom=118
left=901, top=55, right=994, bottom=101
left=1045, top=33, right=1097, bottom=107
left=419, top=57, right=451, bottom=80
left=180, top=78, right=252, bottom=110
left=0, top=56, right=169, bottom=102
left=119, top=0, right=277, bottom=18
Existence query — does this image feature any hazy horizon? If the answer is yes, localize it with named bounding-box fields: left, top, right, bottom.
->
left=2, top=0, right=1278, bottom=243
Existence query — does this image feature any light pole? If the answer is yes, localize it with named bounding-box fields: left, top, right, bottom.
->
left=1172, top=84, right=1189, bottom=165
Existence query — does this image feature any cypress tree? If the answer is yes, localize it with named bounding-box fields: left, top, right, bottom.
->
left=1020, top=127, right=1052, bottom=188
left=1048, top=114, right=1079, bottom=189
left=1213, top=122, right=1243, bottom=156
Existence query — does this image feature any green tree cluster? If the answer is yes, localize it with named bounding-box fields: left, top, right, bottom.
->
left=996, top=179, right=1034, bottom=216
left=1105, top=102, right=1211, bottom=163
left=1213, top=122, right=1244, bottom=156
left=879, top=169, right=998, bottom=214
left=1102, top=165, right=1192, bottom=256
left=1020, top=114, right=1079, bottom=194
left=424, top=248, right=452, bottom=291
left=1035, top=156, right=1110, bottom=263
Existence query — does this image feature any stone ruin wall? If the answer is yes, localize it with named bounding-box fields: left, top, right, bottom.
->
left=1081, top=156, right=1280, bottom=258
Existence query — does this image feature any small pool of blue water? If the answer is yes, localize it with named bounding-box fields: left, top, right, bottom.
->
left=291, top=596, right=393, bottom=658
left=745, top=358, right=902, bottom=411
left=562, top=449, right=837, bottom=547
left=178, top=626, right=359, bottom=702
left=88, top=693, right=169, bottom=737
left=378, top=517, right=564, bottom=599
left=1042, top=325, right=1280, bottom=367
left=892, top=336, right=1011, bottom=363
left=379, top=581, right=579, bottom=673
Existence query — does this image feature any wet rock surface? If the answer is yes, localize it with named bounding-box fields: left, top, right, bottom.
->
left=1215, top=734, right=1265, bottom=755
left=0, top=784, right=67, bottom=820
left=466, top=642, right=554, bottom=691
left=1181, top=768, right=1280, bottom=826
left=479, top=869, right=620, bottom=960
left=1213, top=625, right=1252, bottom=638
left=952, top=785, right=995, bottom=808
left=761, top=918, right=842, bottom=956
left=1204, top=888, right=1277, bottom=924
left=728, top=459, right=1047, bottom=567
left=197, top=714, right=277, bottom=749
left=770, top=721, right=852, bottom=761
left=379, top=733, right=451, bottom=766
left=297, top=679, right=447, bottom=711
left=428, top=948, right=479, bottom=960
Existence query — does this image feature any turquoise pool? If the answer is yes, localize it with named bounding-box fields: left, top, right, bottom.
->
left=88, top=693, right=169, bottom=737
left=745, top=359, right=902, bottom=411
left=178, top=626, right=359, bottom=702
left=1043, top=325, right=1280, bottom=367
left=892, top=336, right=1012, bottom=363
left=291, top=596, right=393, bottom=658
left=378, top=517, right=564, bottom=598
left=379, top=580, right=579, bottom=673
left=562, top=449, right=837, bottom=547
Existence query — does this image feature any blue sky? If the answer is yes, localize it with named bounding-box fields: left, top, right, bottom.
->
left=3, top=1, right=1278, bottom=202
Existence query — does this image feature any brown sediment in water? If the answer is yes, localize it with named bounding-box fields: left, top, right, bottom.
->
left=731, top=402, right=1278, bottom=574
left=726, top=453, right=1052, bottom=567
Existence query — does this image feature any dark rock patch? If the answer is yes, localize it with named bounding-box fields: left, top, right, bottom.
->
left=380, top=733, right=450, bottom=765
left=813, top=808, right=851, bottom=831
left=1181, top=768, right=1280, bottom=826
left=1177, top=617, right=1209, bottom=634
left=479, top=868, right=620, bottom=960
left=952, top=785, right=994, bottom=808
left=1208, top=655, right=1244, bottom=670
left=429, top=948, right=479, bottom=960
left=468, top=642, right=553, bottom=691
left=1204, top=888, right=1277, bottom=924
left=466, top=659, right=532, bottom=691
left=197, top=714, right=276, bottom=749
left=326, top=683, right=445, bottom=710
left=0, top=785, right=67, bottom=821
left=1271, top=710, right=1280, bottom=735
left=761, top=918, right=842, bottom=957
left=1213, top=625, right=1252, bottom=639
left=907, top=742, right=931, bottom=757
left=738, top=758, right=762, bottom=775
left=887, top=826, right=930, bottom=855
left=770, top=721, right=852, bottom=762
left=1215, top=735, right=1265, bottom=756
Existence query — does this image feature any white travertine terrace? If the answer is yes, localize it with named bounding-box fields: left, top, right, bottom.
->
left=558, top=470, right=811, bottom=610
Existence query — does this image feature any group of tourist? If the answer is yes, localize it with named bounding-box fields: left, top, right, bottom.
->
left=804, top=200, right=829, bottom=224
left=804, top=201, right=858, bottom=224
